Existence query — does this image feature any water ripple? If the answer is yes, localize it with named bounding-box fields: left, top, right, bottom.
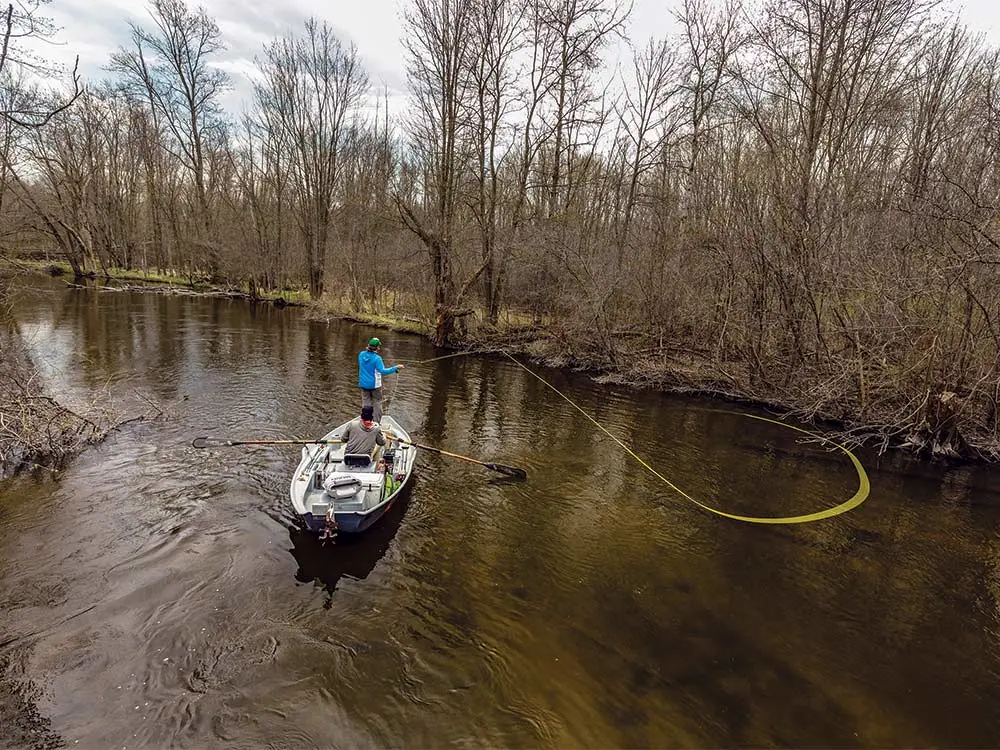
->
left=4, top=281, right=1000, bottom=748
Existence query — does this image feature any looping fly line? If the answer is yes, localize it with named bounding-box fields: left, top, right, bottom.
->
left=502, top=352, right=870, bottom=524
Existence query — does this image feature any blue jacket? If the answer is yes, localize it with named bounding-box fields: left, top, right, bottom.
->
left=358, top=349, right=398, bottom=389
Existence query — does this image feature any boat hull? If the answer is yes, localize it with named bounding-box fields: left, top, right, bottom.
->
left=298, top=496, right=399, bottom=534
left=288, top=415, right=415, bottom=536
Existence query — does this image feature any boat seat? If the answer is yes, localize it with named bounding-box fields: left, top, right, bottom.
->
left=343, top=453, right=374, bottom=470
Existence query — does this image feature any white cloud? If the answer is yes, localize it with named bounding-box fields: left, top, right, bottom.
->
left=23, top=0, right=407, bottom=116
left=18, top=0, right=1000, bottom=121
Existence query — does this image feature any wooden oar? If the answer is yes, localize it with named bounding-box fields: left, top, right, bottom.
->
left=385, top=432, right=527, bottom=479
left=191, top=436, right=344, bottom=448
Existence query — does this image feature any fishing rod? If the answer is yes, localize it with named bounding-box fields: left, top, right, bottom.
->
left=397, top=348, right=501, bottom=366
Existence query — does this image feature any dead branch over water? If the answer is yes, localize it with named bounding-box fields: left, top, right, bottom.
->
left=0, top=313, right=95, bottom=476
left=1, top=0, right=999, bottom=461
left=0, top=305, right=154, bottom=477
left=0, top=267, right=156, bottom=478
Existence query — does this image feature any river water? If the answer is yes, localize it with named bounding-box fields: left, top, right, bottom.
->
left=2, top=278, right=1000, bottom=748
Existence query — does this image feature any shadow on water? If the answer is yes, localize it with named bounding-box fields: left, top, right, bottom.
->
left=287, top=489, right=411, bottom=596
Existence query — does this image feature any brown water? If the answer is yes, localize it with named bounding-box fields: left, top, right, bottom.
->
left=3, top=278, right=1000, bottom=748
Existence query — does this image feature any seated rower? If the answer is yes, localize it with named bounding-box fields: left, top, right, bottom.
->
left=341, top=405, right=385, bottom=463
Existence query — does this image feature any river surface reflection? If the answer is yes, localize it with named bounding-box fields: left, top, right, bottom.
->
left=2, top=278, right=1000, bottom=747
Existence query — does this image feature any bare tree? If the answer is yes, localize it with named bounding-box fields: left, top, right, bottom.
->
left=0, top=0, right=81, bottom=127
left=397, top=0, right=477, bottom=346
left=227, top=105, right=298, bottom=295
left=674, top=0, right=744, bottom=220
left=339, top=91, right=404, bottom=312
left=534, top=0, right=630, bottom=218
left=614, top=37, right=679, bottom=257
left=108, top=0, right=230, bottom=270
left=467, top=0, right=527, bottom=324
left=10, top=96, right=98, bottom=275
left=254, top=18, right=369, bottom=300
left=731, top=0, right=935, bottom=366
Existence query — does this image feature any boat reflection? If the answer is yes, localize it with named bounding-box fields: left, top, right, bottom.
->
left=287, top=491, right=410, bottom=594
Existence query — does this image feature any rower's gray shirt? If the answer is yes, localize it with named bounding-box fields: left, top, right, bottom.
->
left=342, top=417, right=386, bottom=456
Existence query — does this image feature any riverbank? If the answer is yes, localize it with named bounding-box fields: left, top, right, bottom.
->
left=7, top=259, right=311, bottom=308
left=334, top=310, right=999, bottom=466
left=4, top=262, right=997, bottom=467
left=457, top=326, right=1000, bottom=465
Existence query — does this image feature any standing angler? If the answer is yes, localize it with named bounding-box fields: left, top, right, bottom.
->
left=357, top=337, right=404, bottom=423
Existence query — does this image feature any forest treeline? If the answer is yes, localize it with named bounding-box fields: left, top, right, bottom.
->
left=2, top=0, right=1000, bottom=461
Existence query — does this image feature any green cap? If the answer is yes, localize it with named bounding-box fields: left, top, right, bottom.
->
left=368, top=337, right=382, bottom=347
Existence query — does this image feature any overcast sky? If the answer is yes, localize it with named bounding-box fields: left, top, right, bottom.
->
left=27, top=0, right=1000, bottom=117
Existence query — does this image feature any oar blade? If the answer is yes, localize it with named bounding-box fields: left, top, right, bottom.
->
left=383, top=432, right=526, bottom=479
left=192, top=436, right=233, bottom=448
left=484, top=462, right=527, bottom=480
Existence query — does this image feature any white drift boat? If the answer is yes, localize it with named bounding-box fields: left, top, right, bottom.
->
left=288, top=415, right=416, bottom=537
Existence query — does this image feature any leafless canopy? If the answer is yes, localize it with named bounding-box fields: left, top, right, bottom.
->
left=0, top=0, right=81, bottom=127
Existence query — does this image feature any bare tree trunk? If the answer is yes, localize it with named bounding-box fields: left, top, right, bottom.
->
left=398, top=0, right=477, bottom=347
left=535, top=0, right=629, bottom=218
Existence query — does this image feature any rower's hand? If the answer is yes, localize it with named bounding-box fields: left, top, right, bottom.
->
left=397, top=364, right=405, bottom=370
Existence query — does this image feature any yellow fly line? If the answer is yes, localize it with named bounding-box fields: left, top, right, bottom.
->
left=503, top=352, right=870, bottom=524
